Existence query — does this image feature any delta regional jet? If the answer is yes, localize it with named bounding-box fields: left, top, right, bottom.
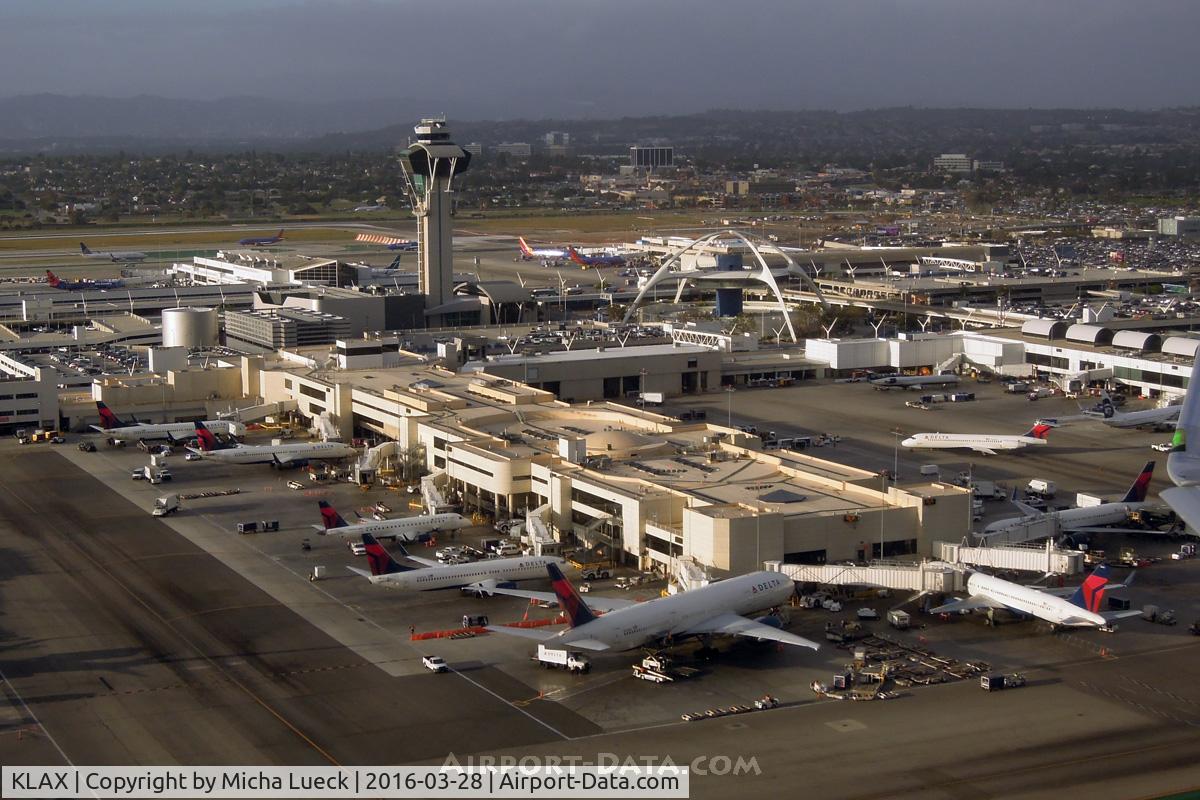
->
left=188, top=421, right=357, bottom=466
left=314, top=501, right=469, bottom=542
left=351, top=534, right=563, bottom=593
left=902, top=423, right=1053, bottom=456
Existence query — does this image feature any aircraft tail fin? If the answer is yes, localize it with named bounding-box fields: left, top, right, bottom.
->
left=193, top=420, right=218, bottom=452
left=95, top=400, right=128, bottom=429
left=1025, top=422, right=1054, bottom=440
left=79, top=243, right=92, bottom=254
left=518, top=237, right=533, bottom=257
left=45, top=270, right=62, bottom=287
left=1068, top=562, right=1112, bottom=613
left=1120, top=461, right=1155, bottom=503
left=567, top=246, right=588, bottom=266
left=276, top=229, right=284, bottom=240
left=547, top=562, right=597, bottom=627
left=318, top=501, right=349, bottom=530
left=362, top=533, right=412, bottom=575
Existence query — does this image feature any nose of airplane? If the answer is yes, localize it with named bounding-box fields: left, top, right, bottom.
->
left=901, top=436, right=917, bottom=447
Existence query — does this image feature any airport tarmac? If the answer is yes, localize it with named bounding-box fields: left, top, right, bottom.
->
left=678, top=378, right=1181, bottom=505
left=2, top=418, right=1200, bottom=798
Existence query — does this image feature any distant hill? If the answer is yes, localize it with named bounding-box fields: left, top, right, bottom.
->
left=0, top=96, right=1197, bottom=158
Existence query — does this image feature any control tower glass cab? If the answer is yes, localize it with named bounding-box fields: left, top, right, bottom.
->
left=399, top=117, right=472, bottom=324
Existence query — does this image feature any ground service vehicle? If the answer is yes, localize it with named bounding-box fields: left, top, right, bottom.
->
left=152, top=494, right=180, bottom=517
left=1027, top=479, right=1057, bottom=497
left=887, top=610, right=911, bottom=630
left=536, top=645, right=591, bottom=673
left=422, top=655, right=449, bottom=673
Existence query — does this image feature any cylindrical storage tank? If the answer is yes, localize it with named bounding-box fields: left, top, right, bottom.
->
left=161, top=306, right=218, bottom=348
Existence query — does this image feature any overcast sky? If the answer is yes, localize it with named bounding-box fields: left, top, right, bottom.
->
left=3, top=0, right=1197, bottom=117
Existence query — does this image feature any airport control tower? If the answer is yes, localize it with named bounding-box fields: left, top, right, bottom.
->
left=399, top=117, right=471, bottom=322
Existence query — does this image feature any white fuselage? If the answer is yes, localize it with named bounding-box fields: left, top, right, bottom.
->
left=1098, top=406, right=1180, bottom=429
left=197, top=441, right=358, bottom=464
left=371, top=556, right=564, bottom=591
left=551, top=571, right=794, bottom=651
left=85, top=250, right=146, bottom=262
left=902, top=433, right=1045, bottom=452
left=967, top=572, right=1105, bottom=627
left=984, top=502, right=1140, bottom=535
left=96, top=420, right=243, bottom=440
left=325, top=513, right=469, bottom=540
left=872, top=375, right=960, bottom=390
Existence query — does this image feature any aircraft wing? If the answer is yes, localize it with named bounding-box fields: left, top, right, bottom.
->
left=929, top=595, right=1007, bottom=614
left=1101, top=609, right=1143, bottom=621
left=484, top=625, right=558, bottom=642
left=680, top=613, right=820, bottom=651
left=484, top=584, right=635, bottom=613
left=402, top=552, right=441, bottom=568
left=88, top=425, right=107, bottom=433
left=970, top=447, right=999, bottom=456
left=1012, top=500, right=1045, bottom=517
left=1160, top=486, right=1200, bottom=534
left=347, top=566, right=372, bottom=578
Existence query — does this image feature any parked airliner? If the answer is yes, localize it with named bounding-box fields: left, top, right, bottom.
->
left=518, top=237, right=568, bottom=260
left=188, top=421, right=357, bottom=466
left=931, top=563, right=1139, bottom=629
left=1084, top=392, right=1181, bottom=430
left=981, top=462, right=1157, bottom=539
left=1163, top=352, right=1200, bottom=531
left=314, top=501, right=469, bottom=541
left=351, top=534, right=563, bottom=592
left=902, top=423, right=1053, bottom=456
left=46, top=270, right=123, bottom=290
left=91, top=401, right=243, bottom=440
left=486, top=563, right=819, bottom=652
left=871, top=373, right=960, bottom=390
left=567, top=246, right=626, bottom=268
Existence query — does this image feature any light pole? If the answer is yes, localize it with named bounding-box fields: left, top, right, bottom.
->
left=725, top=385, right=735, bottom=428
left=891, top=427, right=903, bottom=483
left=639, top=368, right=647, bottom=410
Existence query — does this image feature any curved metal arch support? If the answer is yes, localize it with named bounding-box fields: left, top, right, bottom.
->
left=621, top=230, right=729, bottom=324
left=619, top=229, right=830, bottom=342
left=720, top=229, right=798, bottom=343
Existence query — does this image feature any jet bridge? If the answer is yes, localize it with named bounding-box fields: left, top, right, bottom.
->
left=935, top=540, right=1084, bottom=576
left=764, top=560, right=963, bottom=593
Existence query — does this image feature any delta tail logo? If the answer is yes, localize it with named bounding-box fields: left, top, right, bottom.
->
left=1069, top=563, right=1112, bottom=613
left=318, top=501, right=349, bottom=530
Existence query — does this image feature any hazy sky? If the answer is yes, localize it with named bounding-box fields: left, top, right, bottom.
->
left=4, top=0, right=1198, bottom=117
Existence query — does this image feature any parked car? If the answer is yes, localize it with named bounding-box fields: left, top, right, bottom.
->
left=286, top=480, right=305, bottom=490
left=1152, top=442, right=1174, bottom=452
left=348, top=542, right=366, bottom=556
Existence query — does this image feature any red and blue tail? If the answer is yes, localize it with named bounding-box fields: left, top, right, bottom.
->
left=318, top=501, right=349, bottom=530
left=1068, top=563, right=1111, bottom=613
left=193, top=420, right=218, bottom=452
left=1120, top=461, right=1155, bottom=503
left=362, top=534, right=411, bottom=576
left=547, top=563, right=596, bottom=627
left=95, top=401, right=130, bottom=429
left=1025, top=422, right=1053, bottom=440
